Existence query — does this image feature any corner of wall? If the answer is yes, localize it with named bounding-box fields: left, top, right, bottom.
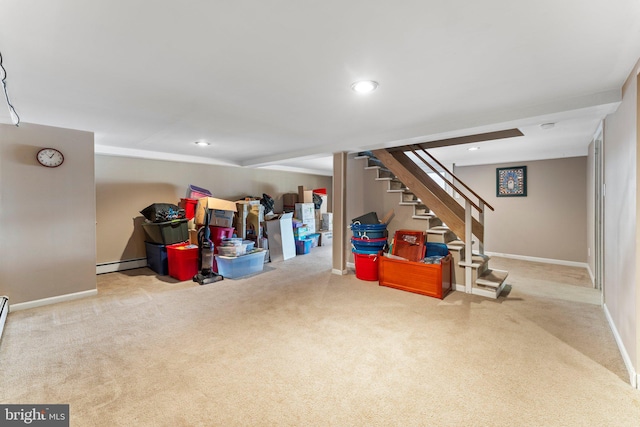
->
left=604, top=303, right=638, bottom=388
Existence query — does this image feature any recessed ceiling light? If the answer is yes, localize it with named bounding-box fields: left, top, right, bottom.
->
left=195, top=141, right=210, bottom=146
left=467, top=146, right=480, bottom=151
left=351, top=80, right=379, bottom=94
left=540, top=122, right=555, bottom=130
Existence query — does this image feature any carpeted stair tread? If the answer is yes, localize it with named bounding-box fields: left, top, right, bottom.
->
left=412, top=214, right=436, bottom=220
left=476, top=269, right=509, bottom=288
left=427, top=225, right=450, bottom=234
left=447, top=240, right=465, bottom=249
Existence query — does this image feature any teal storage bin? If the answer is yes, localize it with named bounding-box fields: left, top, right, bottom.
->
left=307, top=233, right=320, bottom=247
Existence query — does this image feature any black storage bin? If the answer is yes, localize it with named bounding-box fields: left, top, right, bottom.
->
left=142, top=219, right=189, bottom=245
left=145, top=242, right=169, bottom=275
left=351, top=211, right=379, bottom=224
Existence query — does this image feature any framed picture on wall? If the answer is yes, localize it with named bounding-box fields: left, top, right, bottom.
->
left=496, top=166, right=527, bottom=197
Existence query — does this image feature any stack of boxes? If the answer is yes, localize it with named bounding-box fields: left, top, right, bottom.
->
left=319, top=212, right=332, bottom=246
left=235, top=200, right=264, bottom=242
left=235, top=199, right=268, bottom=262
left=294, top=202, right=316, bottom=233
left=293, top=202, right=316, bottom=254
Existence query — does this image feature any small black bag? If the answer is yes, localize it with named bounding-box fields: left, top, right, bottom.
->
left=261, top=193, right=275, bottom=214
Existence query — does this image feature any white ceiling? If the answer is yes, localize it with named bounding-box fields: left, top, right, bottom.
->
left=1, top=1, right=639, bottom=175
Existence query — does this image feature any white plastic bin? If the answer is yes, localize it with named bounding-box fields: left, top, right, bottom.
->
left=214, top=250, right=267, bottom=279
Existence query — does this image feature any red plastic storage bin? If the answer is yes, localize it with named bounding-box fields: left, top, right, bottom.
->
left=166, top=242, right=199, bottom=281
left=208, top=226, right=235, bottom=250
left=353, top=252, right=381, bottom=281
left=179, top=198, right=198, bottom=220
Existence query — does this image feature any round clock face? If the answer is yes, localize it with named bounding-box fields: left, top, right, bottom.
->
left=36, top=148, right=64, bottom=168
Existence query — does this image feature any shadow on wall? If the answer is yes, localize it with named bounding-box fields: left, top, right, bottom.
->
left=10, top=143, right=43, bottom=166
left=96, top=182, right=182, bottom=263
left=129, top=216, right=148, bottom=260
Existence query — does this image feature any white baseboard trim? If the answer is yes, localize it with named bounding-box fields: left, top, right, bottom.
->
left=331, top=262, right=355, bottom=275
left=485, top=252, right=589, bottom=269
left=587, top=264, right=595, bottom=286
left=0, top=296, right=9, bottom=341
left=604, top=303, right=638, bottom=389
left=9, top=289, right=98, bottom=313
left=96, top=258, right=147, bottom=274
left=452, top=283, right=502, bottom=299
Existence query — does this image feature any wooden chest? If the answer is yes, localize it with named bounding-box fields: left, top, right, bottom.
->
left=378, top=254, right=452, bottom=299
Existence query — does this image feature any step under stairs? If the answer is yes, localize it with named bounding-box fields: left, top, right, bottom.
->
left=355, top=152, right=508, bottom=299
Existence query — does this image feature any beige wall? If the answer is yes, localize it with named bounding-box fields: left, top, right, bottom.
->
left=0, top=123, right=96, bottom=304
left=454, top=157, right=588, bottom=263
left=95, top=155, right=332, bottom=263
left=603, top=64, right=639, bottom=380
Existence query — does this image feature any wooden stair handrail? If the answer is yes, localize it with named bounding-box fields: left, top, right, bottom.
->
left=411, top=145, right=495, bottom=212
left=409, top=148, right=483, bottom=213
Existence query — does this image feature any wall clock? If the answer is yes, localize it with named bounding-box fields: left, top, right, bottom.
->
left=36, top=148, right=65, bottom=168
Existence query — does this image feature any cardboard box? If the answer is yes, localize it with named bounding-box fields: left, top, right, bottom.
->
left=318, top=230, right=332, bottom=246
left=283, top=193, right=298, bottom=212
left=298, top=186, right=314, bottom=203
left=304, top=221, right=316, bottom=234
left=264, top=212, right=296, bottom=262
left=235, top=200, right=264, bottom=239
left=195, top=197, right=237, bottom=227
left=295, top=203, right=315, bottom=221
left=246, top=208, right=264, bottom=241
left=321, top=213, right=333, bottom=231
left=189, top=229, right=199, bottom=245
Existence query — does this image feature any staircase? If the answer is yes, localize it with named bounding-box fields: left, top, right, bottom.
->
left=355, top=148, right=508, bottom=299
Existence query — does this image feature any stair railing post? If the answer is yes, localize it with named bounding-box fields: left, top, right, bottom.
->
left=478, top=201, right=485, bottom=256
left=465, top=200, right=472, bottom=294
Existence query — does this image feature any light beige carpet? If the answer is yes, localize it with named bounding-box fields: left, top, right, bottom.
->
left=1, top=246, right=639, bottom=426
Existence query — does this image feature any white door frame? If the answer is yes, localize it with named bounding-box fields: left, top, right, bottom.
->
left=593, top=122, right=605, bottom=300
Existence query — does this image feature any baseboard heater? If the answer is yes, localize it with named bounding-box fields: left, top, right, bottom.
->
left=0, top=296, right=8, bottom=343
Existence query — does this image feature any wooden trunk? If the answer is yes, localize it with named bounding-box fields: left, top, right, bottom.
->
left=378, top=254, right=452, bottom=299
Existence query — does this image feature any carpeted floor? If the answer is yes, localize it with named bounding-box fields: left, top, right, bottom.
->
left=1, top=246, right=639, bottom=426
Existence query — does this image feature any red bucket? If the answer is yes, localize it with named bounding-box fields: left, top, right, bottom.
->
left=354, top=252, right=380, bottom=281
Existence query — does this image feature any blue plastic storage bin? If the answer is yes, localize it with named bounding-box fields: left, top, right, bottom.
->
left=351, top=236, right=387, bottom=252
left=350, top=222, right=388, bottom=239
left=426, top=242, right=449, bottom=257
left=296, top=238, right=313, bottom=255
left=352, top=248, right=383, bottom=255
left=145, top=241, right=168, bottom=275
left=307, top=233, right=320, bottom=247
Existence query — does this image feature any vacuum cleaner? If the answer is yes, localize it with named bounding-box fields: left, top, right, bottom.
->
left=193, top=208, right=224, bottom=285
